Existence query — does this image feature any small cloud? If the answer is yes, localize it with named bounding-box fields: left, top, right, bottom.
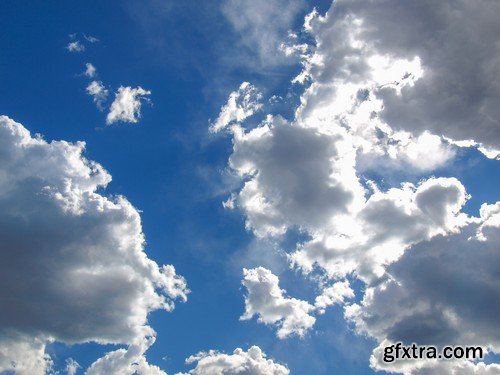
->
left=67, top=40, right=85, bottom=53
left=65, top=358, right=81, bottom=375
left=86, top=81, right=109, bottom=111
left=84, top=63, right=96, bottom=78
left=106, top=86, right=151, bottom=125
left=83, top=34, right=99, bottom=43
left=210, top=82, right=262, bottom=133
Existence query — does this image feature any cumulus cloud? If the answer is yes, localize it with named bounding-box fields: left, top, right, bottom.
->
left=84, top=62, right=97, bottom=78
left=86, top=80, right=109, bottom=110
left=210, top=82, right=262, bottom=133
left=65, top=358, right=81, bottom=375
left=314, top=280, right=354, bottom=314
left=215, top=101, right=468, bottom=282
left=241, top=267, right=316, bottom=338
left=290, top=177, right=470, bottom=282
left=217, top=114, right=363, bottom=238
left=296, top=0, right=500, bottom=158
left=86, top=336, right=166, bottom=375
left=67, top=40, right=85, bottom=53
left=0, top=116, right=188, bottom=374
left=345, top=201, right=500, bottom=373
left=106, top=86, right=152, bottom=125
left=180, top=345, right=289, bottom=375
left=214, top=1, right=499, bottom=372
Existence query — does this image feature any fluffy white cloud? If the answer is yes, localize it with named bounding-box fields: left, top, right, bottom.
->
left=215, top=2, right=499, bottom=373
left=179, top=346, right=289, bottom=375
left=0, top=334, right=52, bottom=375
left=314, top=280, right=354, bottom=314
left=86, top=336, right=166, bottom=375
left=210, top=82, right=262, bottom=133
left=65, top=358, right=81, bottom=375
left=86, top=80, right=109, bottom=111
left=345, top=202, right=500, bottom=374
left=220, top=115, right=363, bottom=238
left=107, top=86, right=151, bottom=125
left=296, top=0, right=500, bottom=158
left=85, top=62, right=97, bottom=78
left=0, top=116, right=188, bottom=374
left=67, top=40, right=85, bottom=53
left=290, top=177, right=470, bottom=282
left=241, top=267, right=315, bottom=338
left=215, top=101, right=468, bottom=282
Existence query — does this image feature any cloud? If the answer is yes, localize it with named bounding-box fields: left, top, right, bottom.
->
left=65, top=358, right=81, bottom=375
left=210, top=82, right=262, bottom=133
left=84, top=62, right=97, bottom=78
left=314, top=280, right=354, bottom=314
left=86, top=80, right=109, bottom=111
left=215, top=100, right=468, bottom=282
left=179, top=345, right=289, bottom=375
left=217, top=115, right=363, bottom=238
left=214, top=1, right=499, bottom=372
left=106, top=86, right=152, bottom=125
left=345, top=201, right=500, bottom=373
left=221, top=0, right=305, bottom=67
left=86, top=336, right=166, bottom=375
left=241, top=267, right=316, bottom=338
left=0, top=116, right=188, bottom=374
left=290, top=177, right=470, bottom=282
left=83, top=34, right=99, bottom=43
left=67, top=40, right=85, bottom=53
left=296, top=0, right=500, bottom=158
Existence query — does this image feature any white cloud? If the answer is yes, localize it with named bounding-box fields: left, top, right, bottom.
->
left=241, top=267, right=316, bottom=338
left=210, top=82, right=262, bottom=133
left=179, top=346, right=289, bottom=375
left=221, top=114, right=363, bottom=238
left=86, top=80, right=109, bottom=111
left=86, top=336, right=166, bottom=375
left=314, top=280, right=354, bottom=314
left=0, top=334, right=52, bottom=375
left=83, top=34, right=99, bottom=43
left=214, top=3, right=499, bottom=372
left=84, top=63, right=97, bottom=78
left=296, top=0, right=500, bottom=158
left=106, top=86, right=151, bottom=125
left=67, top=41, right=85, bottom=53
left=216, top=101, right=468, bottom=282
left=345, top=201, right=500, bottom=373
left=290, top=177, right=470, bottom=282
left=0, top=116, right=188, bottom=373
left=65, top=358, right=81, bottom=375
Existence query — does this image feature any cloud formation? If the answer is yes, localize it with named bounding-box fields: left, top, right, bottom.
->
left=67, top=40, right=85, bottom=53
left=297, top=0, right=500, bottom=158
left=0, top=116, right=188, bottom=374
left=84, top=62, right=97, bottom=78
left=346, top=202, right=500, bottom=374
left=180, top=345, right=289, bottom=375
left=86, top=80, right=109, bottom=110
left=214, top=0, right=500, bottom=372
left=210, top=82, right=262, bottom=133
left=107, top=86, right=152, bottom=125
left=241, top=267, right=316, bottom=338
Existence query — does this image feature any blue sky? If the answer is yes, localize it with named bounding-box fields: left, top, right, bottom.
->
left=0, top=1, right=499, bottom=374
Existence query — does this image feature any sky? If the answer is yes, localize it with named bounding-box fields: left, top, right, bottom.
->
left=0, top=1, right=499, bottom=374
